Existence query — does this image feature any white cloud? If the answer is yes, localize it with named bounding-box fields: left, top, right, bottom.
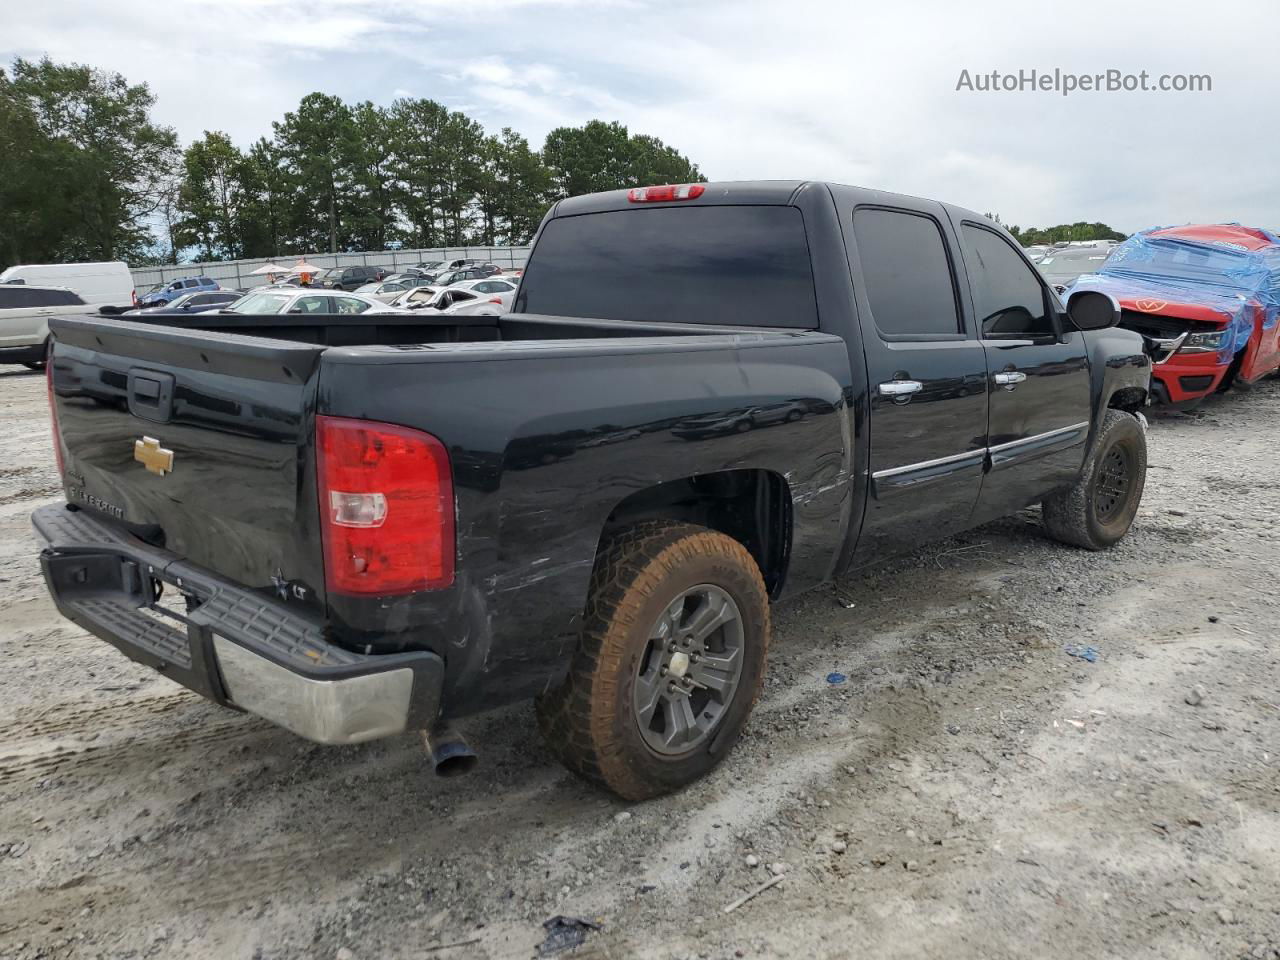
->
left=2, top=0, right=1272, bottom=232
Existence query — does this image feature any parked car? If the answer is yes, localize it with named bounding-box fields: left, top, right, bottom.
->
left=354, top=280, right=412, bottom=303
left=395, top=285, right=507, bottom=316
left=0, top=285, right=91, bottom=367
left=383, top=273, right=435, bottom=288
left=446, top=277, right=518, bottom=313
left=35, top=180, right=1151, bottom=801
left=1036, top=246, right=1113, bottom=292
left=388, top=285, right=444, bottom=310
left=1065, top=224, right=1280, bottom=407
left=221, top=288, right=403, bottom=316
left=321, top=265, right=391, bottom=291
left=0, top=261, right=134, bottom=308
left=433, top=266, right=493, bottom=286
left=136, top=276, right=220, bottom=307
left=121, top=290, right=242, bottom=317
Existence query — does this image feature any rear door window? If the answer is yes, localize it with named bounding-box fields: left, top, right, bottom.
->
left=852, top=208, right=961, bottom=339
left=333, top=296, right=371, bottom=315
left=517, top=206, right=818, bottom=328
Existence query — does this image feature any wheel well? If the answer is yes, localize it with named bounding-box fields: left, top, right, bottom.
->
left=1107, top=386, right=1147, bottom=414
left=601, top=470, right=792, bottom=596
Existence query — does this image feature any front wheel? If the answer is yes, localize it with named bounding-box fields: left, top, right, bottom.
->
left=1042, top=409, right=1147, bottom=550
left=535, top=522, right=770, bottom=800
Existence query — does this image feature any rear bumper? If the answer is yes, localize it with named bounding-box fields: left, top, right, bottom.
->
left=32, top=502, right=444, bottom=744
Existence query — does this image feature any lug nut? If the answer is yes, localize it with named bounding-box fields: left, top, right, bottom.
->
left=660, top=666, right=668, bottom=676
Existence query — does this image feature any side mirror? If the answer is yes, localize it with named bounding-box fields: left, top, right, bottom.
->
left=1066, top=290, right=1120, bottom=332
left=287, top=306, right=304, bottom=314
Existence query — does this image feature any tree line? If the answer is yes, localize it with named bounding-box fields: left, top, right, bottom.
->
left=986, top=214, right=1128, bottom=247
left=0, top=57, right=705, bottom=268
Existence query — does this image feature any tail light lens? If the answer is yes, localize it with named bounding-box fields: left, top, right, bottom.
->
left=488, top=297, right=503, bottom=304
left=47, top=359, right=65, bottom=475
left=316, top=416, right=454, bottom=596
left=627, top=184, right=705, bottom=203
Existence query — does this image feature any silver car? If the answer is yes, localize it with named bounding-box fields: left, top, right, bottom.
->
left=392, top=286, right=499, bottom=316
left=224, top=289, right=405, bottom=316
left=445, top=277, right=519, bottom=314
left=354, top=280, right=413, bottom=303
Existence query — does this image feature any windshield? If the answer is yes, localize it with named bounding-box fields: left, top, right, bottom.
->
left=516, top=205, right=818, bottom=328
left=1103, top=237, right=1259, bottom=292
left=227, top=292, right=291, bottom=314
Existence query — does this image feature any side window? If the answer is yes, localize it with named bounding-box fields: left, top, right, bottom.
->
left=333, top=297, right=371, bottom=315
left=961, top=224, right=1055, bottom=338
left=853, top=208, right=961, bottom=338
left=293, top=296, right=330, bottom=314
left=182, top=279, right=199, bottom=288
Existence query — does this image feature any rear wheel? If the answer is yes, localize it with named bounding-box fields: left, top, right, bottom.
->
left=535, top=522, right=770, bottom=800
left=1042, top=410, right=1146, bottom=550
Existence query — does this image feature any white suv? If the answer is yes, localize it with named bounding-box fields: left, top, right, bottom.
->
left=0, top=285, right=89, bottom=368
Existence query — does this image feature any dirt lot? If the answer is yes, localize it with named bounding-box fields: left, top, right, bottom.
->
left=0, top=364, right=1277, bottom=960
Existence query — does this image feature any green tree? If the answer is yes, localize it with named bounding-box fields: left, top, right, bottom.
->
left=176, top=131, right=246, bottom=260
left=0, top=57, right=178, bottom=266
left=542, top=120, right=703, bottom=199
left=237, top=138, right=292, bottom=258
left=1014, top=221, right=1127, bottom=246
left=492, top=128, right=554, bottom=244
left=274, top=93, right=356, bottom=253
left=344, top=101, right=397, bottom=252
left=388, top=97, right=450, bottom=248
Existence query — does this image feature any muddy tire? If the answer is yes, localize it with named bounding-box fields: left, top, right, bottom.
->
left=535, top=522, right=770, bottom=800
left=1042, top=410, right=1146, bottom=550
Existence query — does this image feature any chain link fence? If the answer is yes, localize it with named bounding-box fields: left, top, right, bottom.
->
left=130, top=246, right=532, bottom=291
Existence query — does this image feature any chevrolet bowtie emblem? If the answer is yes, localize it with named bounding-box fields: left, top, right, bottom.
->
left=134, top=436, right=174, bottom=476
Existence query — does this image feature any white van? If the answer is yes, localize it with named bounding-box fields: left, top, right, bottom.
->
left=0, top=261, right=133, bottom=306
left=0, top=262, right=134, bottom=368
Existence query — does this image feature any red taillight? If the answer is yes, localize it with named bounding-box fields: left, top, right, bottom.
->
left=627, top=183, right=705, bottom=203
left=131, top=289, right=137, bottom=305
left=488, top=297, right=503, bottom=304
left=47, top=359, right=65, bottom=475
left=316, top=416, right=454, bottom=596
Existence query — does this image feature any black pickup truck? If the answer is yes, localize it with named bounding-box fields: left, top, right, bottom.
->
left=35, top=181, right=1153, bottom=800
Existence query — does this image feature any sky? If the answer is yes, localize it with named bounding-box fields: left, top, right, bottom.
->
left=2, top=0, right=1273, bottom=234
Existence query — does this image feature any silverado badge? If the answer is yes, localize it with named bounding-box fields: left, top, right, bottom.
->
left=134, top=436, right=174, bottom=476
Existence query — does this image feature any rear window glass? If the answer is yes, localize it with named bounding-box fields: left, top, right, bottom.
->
left=0, top=287, right=83, bottom=307
left=516, top=206, right=818, bottom=328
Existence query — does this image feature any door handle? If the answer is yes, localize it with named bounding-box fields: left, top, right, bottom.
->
left=993, top=371, right=1027, bottom=390
left=878, top=380, right=923, bottom=403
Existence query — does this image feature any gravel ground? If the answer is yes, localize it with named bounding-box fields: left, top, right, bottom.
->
left=0, top=364, right=1277, bottom=960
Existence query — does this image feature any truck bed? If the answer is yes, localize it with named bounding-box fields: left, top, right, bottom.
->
left=105, top=310, right=784, bottom=347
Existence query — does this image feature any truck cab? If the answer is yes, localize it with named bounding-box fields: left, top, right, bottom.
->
left=34, top=181, right=1152, bottom=800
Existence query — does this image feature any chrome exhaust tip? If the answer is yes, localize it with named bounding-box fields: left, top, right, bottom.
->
left=421, top=727, right=478, bottom=778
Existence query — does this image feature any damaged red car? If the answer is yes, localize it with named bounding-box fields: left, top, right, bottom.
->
left=1065, top=224, right=1280, bottom=407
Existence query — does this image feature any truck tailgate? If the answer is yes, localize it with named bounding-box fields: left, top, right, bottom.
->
left=48, top=316, right=326, bottom=595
